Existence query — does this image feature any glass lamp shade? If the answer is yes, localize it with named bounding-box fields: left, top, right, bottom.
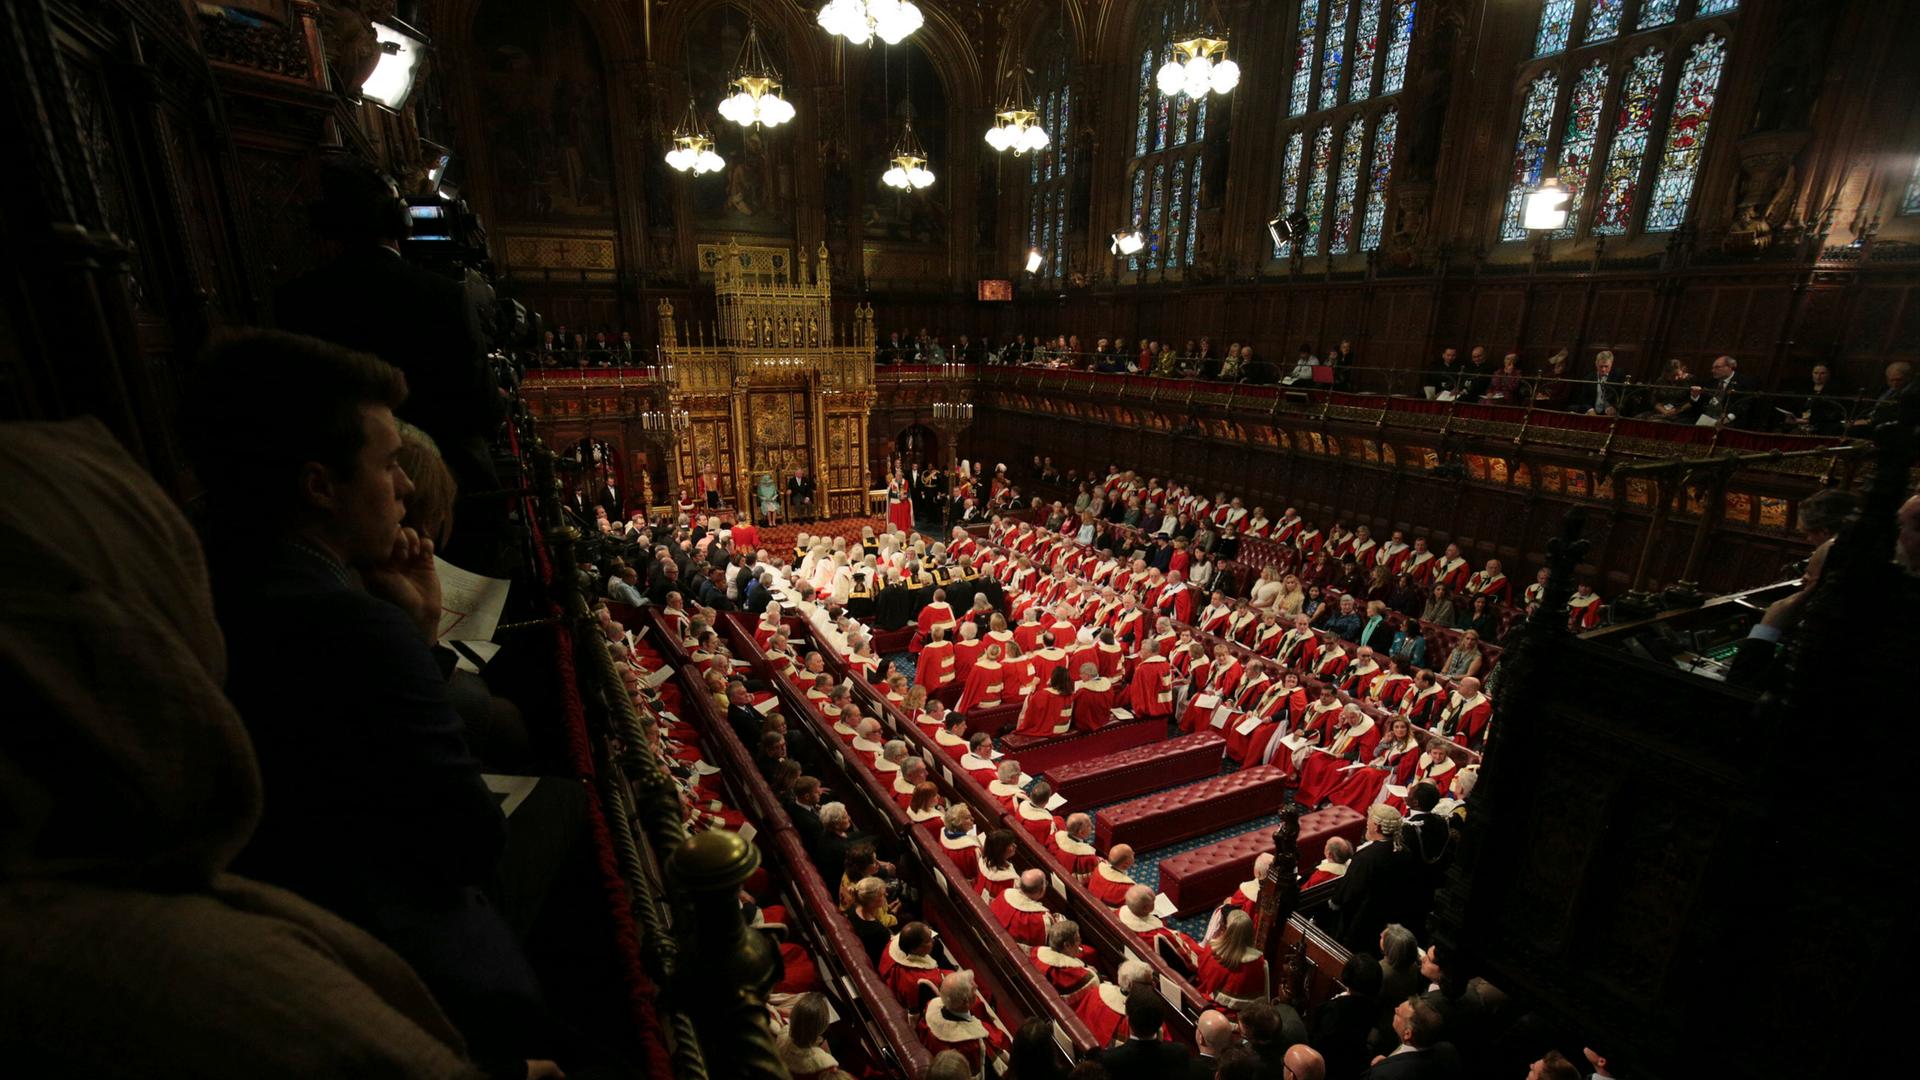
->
left=1209, top=59, right=1241, bottom=94
left=1021, top=125, right=1051, bottom=152
left=1156, top=61, right=1186, bottom=95
left=1026, top=249, right=1045, bottom=273
left=1523, top=179, right=1572, bottom=231
left=985, top=125, right=1013, bottom=151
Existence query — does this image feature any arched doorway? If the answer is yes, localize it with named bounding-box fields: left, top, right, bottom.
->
left=563, top=436, right=628, bottom=519
left=894, top=423, right=939, bottom=475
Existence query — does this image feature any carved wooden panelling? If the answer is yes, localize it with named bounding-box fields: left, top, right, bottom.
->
left=502, top=233, right=619, bottom=274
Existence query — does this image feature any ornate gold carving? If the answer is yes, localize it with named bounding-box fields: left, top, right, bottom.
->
left=502, top=232, right=618, bottom=274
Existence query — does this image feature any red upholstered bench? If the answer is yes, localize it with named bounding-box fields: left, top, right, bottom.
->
left=1043, top=732, right=1226, bottom=811
left=966, top=701, right=1023, bottom=740
left=1001, top=715, right=1162, bottom=776
left=1156, top=806, right=1366, bottom=917
left=1093, top=766, right=1289, bottom=854
left=871, top=627, right=914, bottom=654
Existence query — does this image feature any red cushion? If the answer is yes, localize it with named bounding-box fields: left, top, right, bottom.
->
left=1001, top=715, right=1163, bottom=775
left=1043, top=732, right=1226, bottom=810
left=1157, top=805, right=1366, bottom=917
left=1093, top=766, right=1288, bottom=854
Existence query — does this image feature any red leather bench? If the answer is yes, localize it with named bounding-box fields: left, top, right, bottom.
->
left=1043, top=732, right=1226, bottom=811
left=965, top=701, right=1023, bottom=740
left=1093, top=766, right=1289, bottom=854
left=871, top=627, right=914, bottom=654
left=1156, top=806, right=1366, bottom=917
left=1001, top=714, right=1163, bottom=776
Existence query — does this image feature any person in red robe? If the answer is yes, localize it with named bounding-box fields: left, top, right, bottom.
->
left=1259, top=685, right=1346, bottom=771
left=1073, top=961, right=1173, bottom=1047
left=1026, top=635, right=1071, bottom=689
left=999, top=644, right=1038, bottom=703
left=1071, top=664, right=1121, bottom=731
left=1464, top=557, right=1512, bottom=606
left=1118, top=885, right=1198, bottom=969
left=950, top=621, right=986, bottom=683
left=1218, top=853, right=1273, bottom=927
left=1086, top=846, right=1138, bottom=907
left=1052, top=813, right=1100, bottom=880
left=989, top=870, right=1059, bottom=947
left=956, top=645, right=1008, bottom=714
left=1431, top=675, right=1493, bottom=751
left=1155, top=570, right=1196, bottom=624
left=916, top=626, right=958, bottom=691
left=1226, top=672, right=1307, bottom=766
left=1193, top=909, right=1270, bottom=1014
left=1323, top=716, right=1422, bottom=812
left=1013, top=668, right=1076, bottom=738
left=878, top=923, right=951, bottom=1008
left=910, top=589, right=958, bottom=654
left=986, top=759, right=1027, bottom=812
left=1301, top=837, right=1353, bottom=890
left=1431, top=543, right=1473, bottom=593
left=975, top=829, right=1019, bottom=900
left=1030, top=921, right=1099, bottom=1004
left=1127, top=640, right=1174, bottom=722
left=957, top=733, right=998, bottom=786
left=935, top=806, right=981, bottom=880
left=1011, top=610, right=1048, bottom=653
left=1012, top=781, right=1061, bottom=841
left=917, top=972, right=1007, bottom=1077
left=1294, top=705, right=1383, bottom=807
left=1567, top=581, right=1605, bottom=630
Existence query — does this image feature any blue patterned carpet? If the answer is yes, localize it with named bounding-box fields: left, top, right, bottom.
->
left=886, top=651, right=916, bottom=683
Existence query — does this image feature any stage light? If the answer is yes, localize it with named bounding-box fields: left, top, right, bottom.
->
left=361, top=18, right=428, bottom=112
left=1523, top=177, right=1572, bottom=232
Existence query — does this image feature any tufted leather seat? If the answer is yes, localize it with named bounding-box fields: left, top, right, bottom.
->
left=1043, top=732, right=1227, bottom=811
left=1001, top=714, right=1163, bottom=775
left=1156, top=805, right=1366, bottom=917
left=1093, top=766, right=1290, bottom=854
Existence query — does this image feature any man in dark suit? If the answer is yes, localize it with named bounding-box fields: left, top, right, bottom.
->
left=1334, top=806, right=1417, bottom=951
left=1312, top=955, right=1384, bottom=1080
left=1569, top=351, right=1628, bottom=417
left=726, top=681, right=765, bottom=749
left=1688, top=354, right=1755, bottom=428
left=185, top=331, right=549, bottom=1066
left=782, top=776, right=825, bottom=853
left=810, top=803, right=855, bottom=884
left=787, top=468, right=816, bottom=522
left=1096, top=990, right=1191, bottom=1079
left=1239, top=998, right=1310, bottom=1072
left=276, top=156, right=508, bottom=570
left=598, top=479, right=623, bottom=522
left=1360, top=996, right=1459, bottom=1078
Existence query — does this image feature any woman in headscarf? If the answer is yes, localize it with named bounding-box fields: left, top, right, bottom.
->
left=0, top=418, right=498, bottom=1078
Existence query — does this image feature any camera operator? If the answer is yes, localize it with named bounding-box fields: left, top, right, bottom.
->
left=277, top=155, right=511, bottom=572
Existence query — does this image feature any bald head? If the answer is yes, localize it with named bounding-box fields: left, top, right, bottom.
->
left=1124, top=884, right=1155, bottom=916
left=1284, top=1045, right=1327, bottom=1080
left=1109, top=844, right=1135, bottom=870
left=856, top=718, right=881, bottom=740
left=1066, top=812, right=1092, bottom=839
left=1019, top=869, right=1047, bottom=898
left=1196, top=1010, right=1234, bottom=1054
left=1253, top=852, right=1274, bottom=878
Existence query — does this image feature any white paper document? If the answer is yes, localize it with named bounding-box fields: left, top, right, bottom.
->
left=1045, top=793, right=1067, bottom=812
left=1234, top=715, right=1264, bottom=736
left=753, top=696, right=780, bottom=715
left=1152, top=892, right=1178, bottom=918
left=436, top=557, right=511, bottom=641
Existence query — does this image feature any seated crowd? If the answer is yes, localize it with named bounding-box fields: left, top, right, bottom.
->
left=643, top=501, right=1620, bottom=1078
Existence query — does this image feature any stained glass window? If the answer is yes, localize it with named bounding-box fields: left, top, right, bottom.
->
left=1903, top=157, right=1920, bottom=216
left=1362, top=108, right=1397, bottom=250
left=1155, top=53, right=1173, bottom=150
left=1583, top=0, right=1622, bottom=43
left=1553, top=60, right=1608, bottom=238
left=1027, top=51, right=1072, bottom=282
left=1194, top=95, right=1208, bottom=143
left=1129, top=169, right=1146, bottom=271
left=1330, top=116, right=1366, bottom=254
left=1698, top=0, right=1740, bottom=14
left=1382, top=1, right=1415, bottom=93
left=1637, top=0, right=1680, bottom=30
left=1135, top=47, right=1153, bottom=156
left=1029, top=190, right=1041, bottom=253
left=1274, top=131, right=1306, bottom=257
left=1536, top=0, right=1575, bottom=56
left=1186, top=159, right=1203, bottom=266
left=1053, top=193, right=1066, bottom=276
left=1148, top=161, right=1167, bottom=268
left=1645, top=35, right=1726, bottom=232
left=1059, top=87, right=1071, bottom=175
left=1591, top=47, right=1664, bottom=236
left=1303, top=124, right=1335, bottom=255
left=1350, top=0, right=1383, bottom=102
left=1173, top=78, right=1191, bottom=145
left=1501, top=71, right=1559, bottom=241
left=1169, top=159, right=1188, bottom=265
left=1291, top=0, right=1320, bottom=117
left=1320, top=1, right=1353, bottom=112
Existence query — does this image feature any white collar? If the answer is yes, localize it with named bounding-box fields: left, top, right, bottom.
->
left=1312, top=859, right=1349, bottom=878
left=999, top=887, right=1049, bottom=913
left=939, top=828, right=978, bottom=850
left=887, top=937, right=938, bottom=970
left=1055, top=832, right=1094, bottom=856
left=960, top=753, right=995, bottom=771
left=1016, top=801, right=1054, bottom=823
left=1117, top=907, right=1162, bottom=933
left=1033, top=946, right=1086, bottom=969
left=921, top=1000, right=988, bottom=1042
left=1095, top=862, right=1134, bottom=885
